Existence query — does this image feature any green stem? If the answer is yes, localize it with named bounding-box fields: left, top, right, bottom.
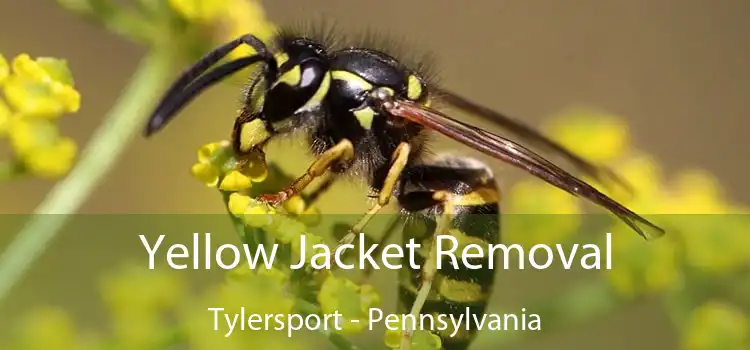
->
left=0, top=49, right=173, bottom=304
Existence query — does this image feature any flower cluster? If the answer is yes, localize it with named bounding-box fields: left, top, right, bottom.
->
left=0, top=53, right=80, bottom=179
left=168, top=0, right=278, bottom=57
left=527, top=107, right=750, bottom=348
left=502, top=107, right=749, bottom=295
left=683, top=300, right=748, bottom=350
left=4, top=262, right=305, bottom=350
left=190, top=141, right=403, bottom=345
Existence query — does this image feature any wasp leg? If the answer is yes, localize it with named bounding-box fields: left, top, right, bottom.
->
left=257, top=139, right=354, bottom=206
left=303, top=172, right=339, bottom=208
left=335, top=142, right=411, bottom=247
left=354, top=215, right=403, bottom=284
left=397, top=155, right=501, bottom=350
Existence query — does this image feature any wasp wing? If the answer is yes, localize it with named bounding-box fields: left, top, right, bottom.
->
left=384, top=98, right=665, bottom=240
left=434, top=88, right=633, bottom=195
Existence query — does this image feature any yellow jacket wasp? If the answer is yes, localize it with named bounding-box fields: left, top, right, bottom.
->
left=143, top=25, right=665, bottom=350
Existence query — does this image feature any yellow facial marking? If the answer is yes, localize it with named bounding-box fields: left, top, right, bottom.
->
left=331, top=70, right=373, bottom=90
left=275, top=65, right=301, bottom=87
left=239, top=119, right=270, bottom=152
left=274, top=52, right=289, bottom=67
left=298, top=73, right=330, bottom=111
left=407, top=75, right=423, bottom=100
left=353, top=107, right=376, bottom=129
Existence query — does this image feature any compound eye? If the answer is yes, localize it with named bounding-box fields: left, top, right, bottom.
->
left=406, top=74, right=428, bottom=102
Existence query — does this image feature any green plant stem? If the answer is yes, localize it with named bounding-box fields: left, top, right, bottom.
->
left=0, top=49, right=173, bottom=304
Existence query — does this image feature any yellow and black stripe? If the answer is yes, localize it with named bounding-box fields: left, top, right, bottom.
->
left=396, top=155, right=501, bottom=350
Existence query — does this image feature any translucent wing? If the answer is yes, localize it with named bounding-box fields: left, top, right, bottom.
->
left=435, top=87, right=633, bottom=195
left=382, top=97, right=665, bottom=240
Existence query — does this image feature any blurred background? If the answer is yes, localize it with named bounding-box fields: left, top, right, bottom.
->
left=0, top=0, right=749, bottom=349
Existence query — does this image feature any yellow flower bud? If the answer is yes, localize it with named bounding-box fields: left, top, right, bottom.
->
left=0, top=54, right=8, bottom=85
left=268, top=215, right=307, bottom=244
left=23, top=137, right=77, bottom=178
left=190, top=162, right=219, bottom=186
left=291, top=233, right=327, bottom=265
left=544, top=108, right=630, bottom=163
left=219, top=170, right=252, bottom=191
left=0, top=98, right=12, bottom=136
left=242, top=202, right=276, bottom=228
left=684, top=301, right=748, bottom=350
left=282, top=195, right=306, bottom=214
left=168, top=0, right=227, bottom=23
left=227, top=193, right=252, bottom=216
left=18, top=307, right=78, bottom=350
left=318, top=276, right=381, bottom=334
left=8, top=118, right=60, bottom=155
left=297, top=206, right=322, bottom=226
left=4, top=54, right=80, bottom=118
left=222, top=0, right=277, bottom=60
left=256, top=266, right=290, bottom=286
left=3, top=75, right=80, bottom=118
left=505, top=180, right=581, bottom=247
left=604, top=231, right=680, bottom=297
left=196, top=141, right=226, bottom=163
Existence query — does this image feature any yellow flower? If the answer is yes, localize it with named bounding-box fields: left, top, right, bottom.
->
left=604, top=229, right=680, bottom=298
left=283, top=195, right=307, bottom=215
left=180, top=268, right=298, bottom=350
left=4, top=54, right=80, bottom=118
left=384, top=329, right=442, bottom=350
left=644, top=169, right=750, bottom=273
left=100, top=264, right=186, bottom=318
left=504, top=179, right=582, bottom=247
left=0, top=53, right=8, bottom=85
left=168, top=0, right=227, bottom=23
left=256, top=265, right=291, bottom=286
left=291, top=232, right=327, bottom=264
left=190, top=162, right=219, bottom=186
left=678, top=214, right=750, bottom=274
left=23, top=136, right=77, bottom=178
left=661, top=169, right=729, bottom=214
left=14, top=307, right=80, bottom=350
left=227, top=192, right=277, bottom=227
left=268, top=215, right=308, bottom=244
left=227, top=192, right=252, bottom=215
left=219, top=0, right=278, bottom=60
left=318, top=275, right=381, bottom=334
left=544, top=108, right=631, bottom=163
left=7, top=118, right=78, bottom=178
left=0, top=98, right=12, bottom=135
left=190, top=141, right=269, bottom=188
left=683, top=301, right=748, bottom=350
left=602, top=153, right=664, bottom=210
left=219, top=169, right=253, bottom=191
left=197, top=141, right=228, bottom=162
left=99, top=265, right=181, bottom=349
